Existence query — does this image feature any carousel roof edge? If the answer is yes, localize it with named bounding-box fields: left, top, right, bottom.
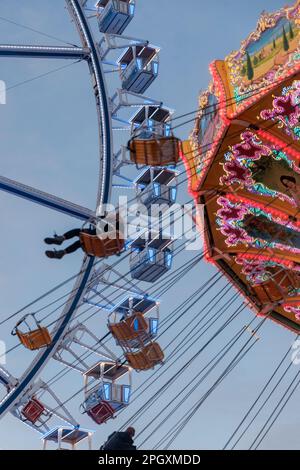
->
left=212, top=257, right=300, bottom=334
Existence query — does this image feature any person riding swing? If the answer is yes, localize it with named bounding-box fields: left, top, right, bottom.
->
left=44, top=213, right=124, bottom=259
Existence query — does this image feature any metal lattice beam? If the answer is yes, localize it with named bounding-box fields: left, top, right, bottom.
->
left=0, top=44, right=89, bottom=60
left=0, top=175, right=94, bottom=220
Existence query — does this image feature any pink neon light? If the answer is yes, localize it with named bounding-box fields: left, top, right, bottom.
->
left=237, top=252, right=296, bottom=269
left=225, top=193, right=300, bottom=230
left=257, top=129, right=300, bottom=161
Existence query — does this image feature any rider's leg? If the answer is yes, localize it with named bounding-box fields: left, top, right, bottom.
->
left=44, top=228, right=81, bottom=245
left=63, top=229, right=81, bottom=240
left=65, top=240, right=82, bottom=254
left=45, top=240, right=82, bottom=259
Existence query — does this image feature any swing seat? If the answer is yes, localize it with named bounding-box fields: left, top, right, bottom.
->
left=129, top=136, right=181, bottom=166
left=21, top=397, right=46, bottom=424
left=86, top=400, right=115, bottom=425
left=16, top=327, right=52, bottom=351
left=125, top=342, right=164, bottom=370
left=80, top=232, right=124, bottom=258
left=109, top=313, right=148, bottom=345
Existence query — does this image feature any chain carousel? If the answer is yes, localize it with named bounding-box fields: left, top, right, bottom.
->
left=183, top=1, right=300, bottom=333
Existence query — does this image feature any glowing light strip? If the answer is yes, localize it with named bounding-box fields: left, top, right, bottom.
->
left=257, top=129, right=300, bottom=161
left=225, top=193, right=300, bottom=231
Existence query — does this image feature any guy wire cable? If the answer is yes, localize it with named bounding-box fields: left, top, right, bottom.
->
left=41, top=189, right=296, bottom=414
left=223, top=336, right=299, bottom=449
left=159, top=316, right=265, bottom=450
left=253, top=371, right=300, bottom=450
left=139, top=323, right=253, bottom=447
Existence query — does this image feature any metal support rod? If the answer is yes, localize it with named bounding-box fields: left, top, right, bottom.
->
left=0, top=44, right=89, bottom=60
left=0, top=175, right=94, bottom=221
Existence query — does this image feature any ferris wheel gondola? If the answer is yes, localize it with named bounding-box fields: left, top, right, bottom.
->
left=96, top=0, right=135, bottom=35
left=108, top=296, right=159, bottom=349
left=81, top=361, right=131, bottom=425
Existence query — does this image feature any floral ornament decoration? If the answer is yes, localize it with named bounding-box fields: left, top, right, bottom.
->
left=284, top=304, right=300, bottom=321
left=260, top=80, right=300, bottom=140
left=221, top=131, right=272, bottom=187
left=220, top=130, right=300, bottom=207
left=235, top=256, right=271, bottom=285
left=236, top=253, right=300, bottom=285
left=216, top=194, right=300, bottom=254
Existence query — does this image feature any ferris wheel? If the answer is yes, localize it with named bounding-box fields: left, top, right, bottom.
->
left=0, top=0, right=182, bottom=450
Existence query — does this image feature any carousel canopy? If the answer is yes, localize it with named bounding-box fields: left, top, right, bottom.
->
left=184, top=0, right=300, bottom=332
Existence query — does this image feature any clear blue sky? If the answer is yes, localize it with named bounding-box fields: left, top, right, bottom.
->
left=0, top=0, right=298, bottom=450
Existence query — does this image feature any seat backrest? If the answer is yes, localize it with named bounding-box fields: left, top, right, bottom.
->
left=129, top=136, right=180, bottom=166
left=144, top=341, right=164, bottom=363
left=80, top=233, right=124, bottom=258
left=17, top=327, right=52, bottom=351
left=103, top=236, right=125, bottom=256
left=80, top=233, right=105, bottom=257
left=22, top=397, right=45, bottom=423
left=109, top=313, right=148, bottom=342
left=125, top=341, right=164, bottom=370
left=87, top=401, right=114, bottom=425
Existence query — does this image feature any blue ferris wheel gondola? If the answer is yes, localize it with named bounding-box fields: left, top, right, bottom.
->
left=118, top=45, right=159, bottom=94
left=81, top=362, right=131, bottom=425
left=96, top=0, right=135, bottom=35
left=130, top=234, right=173, bottom=283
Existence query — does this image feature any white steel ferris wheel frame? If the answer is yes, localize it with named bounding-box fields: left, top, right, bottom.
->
left=0, top=0, right=113, bottom=420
